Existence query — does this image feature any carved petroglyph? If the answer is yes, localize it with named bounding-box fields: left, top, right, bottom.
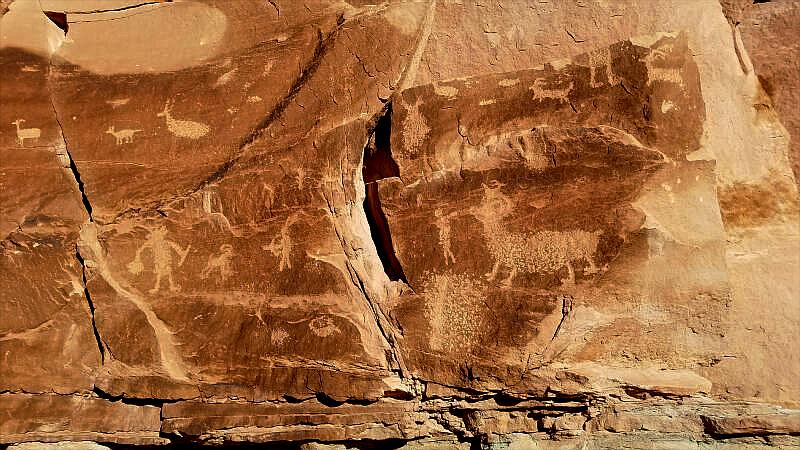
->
left=423, top=273, right=485, bottom=353
left=79, top=224, right=189, bottom=380
left=308, top=315, right=341, bottom=338
left=483, top=128, right=553, bottom=170
left=106, top=125, right=142, bottom=145
left=471, top=183, right=600, bottom=287
left=127, top=226, right=192, bottom=293
left=402, top=98, right=431, bottom=156
left=270, top=327, right=289, bottom=346
left=11, top=119, right=41, bottom=147
left=263, top=214, right=299, bottom=272
left=661, top=100, right=677, bottom=113
left=587, top=47, right=620, bottom=88
left=214, top=68, right=238, bottom=87
left=498, top=78, right=520, bottom=87
left=530, top=79, right=573, bottom=102
left=433, top=82, right=458, bottom=98
left=157, top=100, right=210, bottom=139
left=106, top=98, right=130, bottom=109
left=644, top=44, right=684, bottom=87
left=200, top=244, right=234, bottom=283
left=434, top=208, right=457, bottom=265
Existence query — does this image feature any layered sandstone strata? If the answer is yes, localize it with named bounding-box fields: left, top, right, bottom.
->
left=1, top=0, right=798, bottom=449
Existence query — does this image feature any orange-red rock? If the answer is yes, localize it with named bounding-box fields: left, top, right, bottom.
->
left=0, top=0, right=798, bottom=448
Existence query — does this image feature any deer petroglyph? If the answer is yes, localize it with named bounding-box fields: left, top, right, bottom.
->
left=11, top=119, right=41, bottom=147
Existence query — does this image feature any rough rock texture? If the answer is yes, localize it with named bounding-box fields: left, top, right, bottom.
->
left=1, top=0, right=798, bottom=449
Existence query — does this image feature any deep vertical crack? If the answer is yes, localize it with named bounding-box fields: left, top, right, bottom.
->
left=47, top=66, right=105, bottom=362
left=76, top=251, right=106, bottom=363
left=362, top=103, right=408, bottom=283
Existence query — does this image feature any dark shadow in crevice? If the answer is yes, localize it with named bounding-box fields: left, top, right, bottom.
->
left=44, top=11, right=68, bottom=34
left=314, top=391, right=378, bottom=407
left=362, top=104, right=407, bottom=283
left=92, top=386, right=178, bottom=407
left=363, top=104, right=400, bottom=183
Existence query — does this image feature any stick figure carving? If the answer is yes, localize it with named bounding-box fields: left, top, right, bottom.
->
left=434, top=208, right=457, bottom=265
left=263, top=214, right=299, bottom=272
left=11, top=119, right=41, bottom=147
left=106, top=125, right=142, bottom=145
left=127, top=226, right=191, bottom=293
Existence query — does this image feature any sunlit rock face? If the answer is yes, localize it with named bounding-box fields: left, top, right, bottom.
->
left=1, top=0, right=798, bottom=449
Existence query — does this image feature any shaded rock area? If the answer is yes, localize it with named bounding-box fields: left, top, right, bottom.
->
left=1, top=0, right=798, bottom=449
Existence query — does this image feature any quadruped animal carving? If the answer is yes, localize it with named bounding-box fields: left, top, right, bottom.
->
left=11, top=119, right=41, bottom=147
left=471, top=182, right=599, bottom=287
left=106, top=126, right=142, bottom=145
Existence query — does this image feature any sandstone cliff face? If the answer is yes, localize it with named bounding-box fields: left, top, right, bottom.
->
left=1, top=1, right=798, bottom=449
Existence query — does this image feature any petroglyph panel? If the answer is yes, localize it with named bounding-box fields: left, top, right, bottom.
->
left=381, top=34, right=717, bottom=388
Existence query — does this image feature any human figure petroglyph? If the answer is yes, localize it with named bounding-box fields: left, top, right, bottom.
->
left=530, top=79, right=573, bottom=102
left=11, top=119, right=41, bottom=147
left=200, top=244, right=234, bottom=283
left=263, top=214, right=299, bottom=271
left=295, top=166, right=306, bottom=190
left=434, top=208, right=457, bottom=265
left=157, top=99, right=210, bottom=139
left=127, top=226, right=192, bottom=293
left=106, top=125, right=142, bottom=145
left=587, top=47, right=620, bottom=88
left=470, top=182, right=600, bottom=287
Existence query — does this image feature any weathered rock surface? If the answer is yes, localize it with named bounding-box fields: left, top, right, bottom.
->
left=1, top=0, right=798, bottom=449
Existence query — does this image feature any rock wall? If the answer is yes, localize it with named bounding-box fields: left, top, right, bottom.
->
left=1, top=0, right=798, bottom=449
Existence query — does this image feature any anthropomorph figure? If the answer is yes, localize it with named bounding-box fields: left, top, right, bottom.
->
left=434, top=208, right=457, bottom=265
left=128, top=226, right=191, bottom=293
left=264, top=214, right=299, bottom=272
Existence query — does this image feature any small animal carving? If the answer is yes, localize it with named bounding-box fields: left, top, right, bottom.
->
left=106, top=125, right=142, bottom=145
left=157, top=100, right=210, bottom=139
left=11, top=119, right=41, bottom=147
left=529, top=79, right=574, bottom=103
left=471, top=182, right=599, bottom=287
left=200, top=244, right=234, bottom=283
